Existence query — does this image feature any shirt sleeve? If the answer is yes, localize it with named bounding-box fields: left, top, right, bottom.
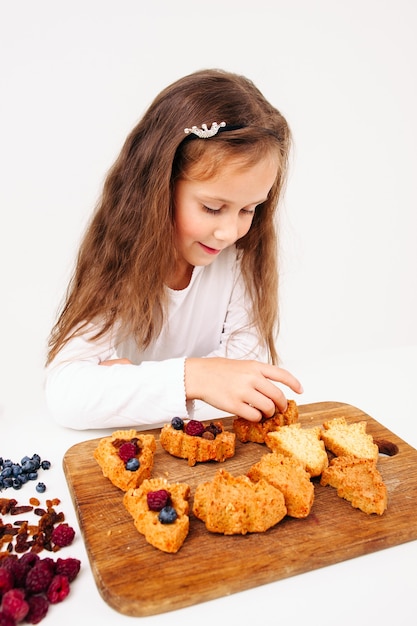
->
left=45, top=327, right=188, bottom=430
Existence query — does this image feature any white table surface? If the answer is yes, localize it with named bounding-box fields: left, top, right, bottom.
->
left=2, top=345, right=416, bottom=625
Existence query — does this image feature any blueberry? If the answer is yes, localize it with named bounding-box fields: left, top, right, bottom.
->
left=12, top=478, right=22, bottom=490
left=31, top=455, right=41, bottom=470
left=22, top=460, right=36, bottom=473
left=3, top=478, right=13, bottom=489
left=125, top=458, right=140, bottom=471
left=36, top=482, right=46, bottom=493
left=1, top=467, right=12, bottom=478
left=171, top=416, right=184, bottom=430
left=12, top=464, right=22, bottom=477
left=158, top=505, right=178, bottom=524
left=28, top=471, right=38, bottom=481
left=41, top=460, right=51, bottom=470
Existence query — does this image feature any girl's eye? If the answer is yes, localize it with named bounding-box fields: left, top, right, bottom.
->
left=203, top=205, right=220, bottom=214
left=241, top=208, right=255, bottom=215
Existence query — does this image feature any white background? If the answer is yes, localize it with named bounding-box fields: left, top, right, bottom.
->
left=1, top=0, right=416, bottom=422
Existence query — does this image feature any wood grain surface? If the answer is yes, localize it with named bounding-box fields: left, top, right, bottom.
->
left=63, top=401, right=417, bottom=617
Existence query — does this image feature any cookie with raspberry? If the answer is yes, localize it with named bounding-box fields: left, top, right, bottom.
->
left=159, top=418, right=235, bottom=467
left=123, top=477, right=190, bottom=553
left=94, top=429, right=156, bottom=491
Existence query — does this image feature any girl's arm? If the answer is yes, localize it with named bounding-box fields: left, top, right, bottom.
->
left=45, top=252, right=301, bottom=429
left=45, top=325, right=190, bottom=430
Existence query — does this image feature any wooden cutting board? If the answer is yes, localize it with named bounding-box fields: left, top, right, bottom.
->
left=63, top=401, right=417, bottom=617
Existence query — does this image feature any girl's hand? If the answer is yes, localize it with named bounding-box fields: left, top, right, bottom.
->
left=185, top=357, right=303, bottom=422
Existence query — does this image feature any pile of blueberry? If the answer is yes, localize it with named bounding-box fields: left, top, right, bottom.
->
left=0, top=455, right=51, bottom=493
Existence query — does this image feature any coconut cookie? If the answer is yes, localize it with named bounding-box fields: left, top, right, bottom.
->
left=320, top=455, right=387, bottom=515
left=320, top=417, right=379, bottom=462
left=233, top=399, right=299, bottom=444
left=94, top=429, right=156, bottom=492
left=247, top=451, right=314, bottom=518
left=193, top=468, right=287, bottom=535
left=265, top=423, right=328, bottom=477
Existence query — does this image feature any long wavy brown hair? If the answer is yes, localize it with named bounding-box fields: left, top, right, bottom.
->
left=46, top=69, right=291, bottom=366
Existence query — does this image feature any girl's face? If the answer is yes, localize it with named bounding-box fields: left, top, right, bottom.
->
left=173, top=155, right=278, bottom=277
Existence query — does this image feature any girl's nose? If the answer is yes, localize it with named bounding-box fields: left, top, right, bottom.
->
left=213, top=216, right=239, bottom=244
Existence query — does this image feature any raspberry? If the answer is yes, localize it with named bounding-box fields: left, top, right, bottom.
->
left=5, top=559, right=27, bottom=587
left=25, top=594, right=49, bottom=624
left=1, top=588, right=29, bottom=622
left=184, top=420, right=205, bottom=437
left=0, top=559, right=15, bottom=578
left=38, top=557, right=55, bottom=574
left=0, top=612, right=16, bottom=626
left=51, top=523, right=75, bottom=548
left=147, top=489, right=171, bottom=511
left=26, top=562, right=54, bottom=593
left=118, top=442, right=138, bottom=462
left=19, top=552, right=39, bottom=569
left=0, top=568, right=14, bottom=594
left=55, top=558, right=81, bottom=582
left=46, top=575, right=70, bottom=603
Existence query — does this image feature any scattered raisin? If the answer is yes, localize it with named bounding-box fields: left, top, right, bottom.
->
left=10, top=505, right=33, bottom=515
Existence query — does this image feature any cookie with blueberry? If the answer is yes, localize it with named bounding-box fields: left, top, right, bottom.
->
left=94, top=429, right=156, bottom=491
left=123, top=477, right=190, bottom=553
left=159, top=417, right=235, bottom=467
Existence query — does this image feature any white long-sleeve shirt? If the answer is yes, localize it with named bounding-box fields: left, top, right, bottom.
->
left=45, top=246, right=268, bottom=430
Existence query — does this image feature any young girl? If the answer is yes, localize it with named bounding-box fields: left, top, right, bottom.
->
left=45, top=68, right=303, bottom=430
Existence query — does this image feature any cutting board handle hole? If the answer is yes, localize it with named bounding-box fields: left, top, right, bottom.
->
left=375, top=438, right=399, bottom=457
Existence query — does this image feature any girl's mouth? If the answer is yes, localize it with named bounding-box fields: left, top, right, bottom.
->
left=198, top=243, right=221, bottom=255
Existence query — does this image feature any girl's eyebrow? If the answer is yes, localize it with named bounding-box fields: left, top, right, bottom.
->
left=202, top=195, right=268, bottom=205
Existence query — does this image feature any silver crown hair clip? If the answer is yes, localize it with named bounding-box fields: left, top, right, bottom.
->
left=184, top=121, right=226, bottom=139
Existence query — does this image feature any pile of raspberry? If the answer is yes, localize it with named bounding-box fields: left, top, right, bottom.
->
left=0, top=552, right=81, bottom=624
